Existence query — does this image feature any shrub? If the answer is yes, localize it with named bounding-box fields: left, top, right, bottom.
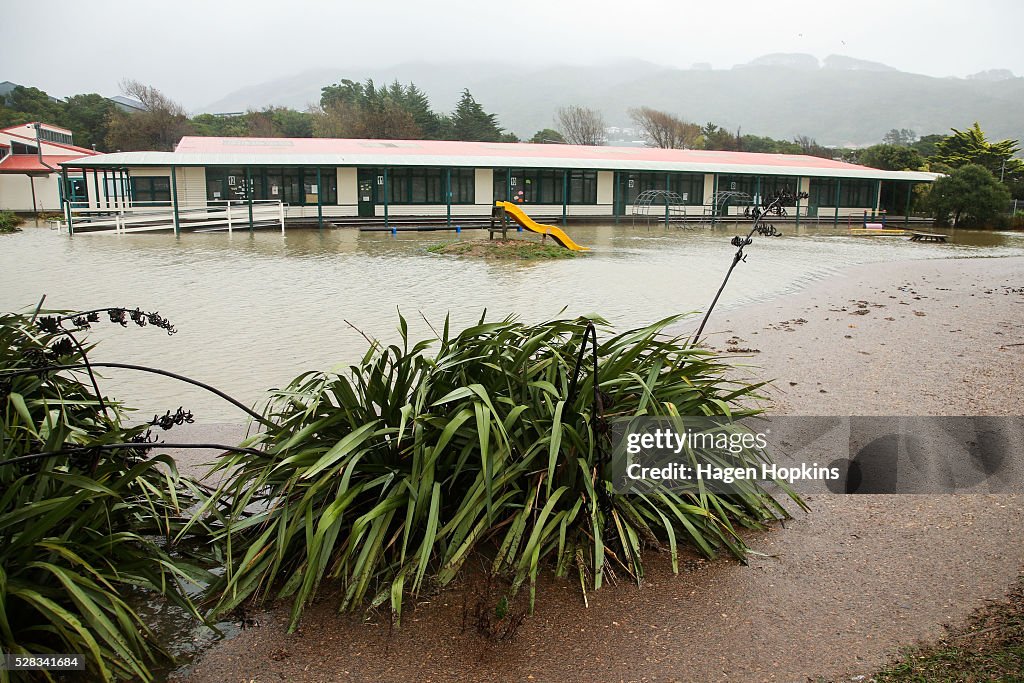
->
left=1011, top=211, right=1024, bottom=230
left=0, top=309, right=209, bottom=681
left=927, top=164, right=1011, bottom=228
left=0, top=211, right=24, bottom=234
left=199, top=313, right=801, bottom=631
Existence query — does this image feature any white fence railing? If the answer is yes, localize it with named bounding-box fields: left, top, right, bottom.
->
left=66, top=201, right=287, bottom=235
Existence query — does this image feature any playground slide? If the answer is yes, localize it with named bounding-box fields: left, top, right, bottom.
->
left=495, top=201, right=590, bottom=251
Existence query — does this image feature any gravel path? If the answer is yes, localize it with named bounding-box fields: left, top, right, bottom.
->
left=178, top=255, right=1024, bottom=683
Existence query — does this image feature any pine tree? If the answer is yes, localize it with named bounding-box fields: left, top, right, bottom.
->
left=934, top=122, right=1022, bottom=180
left=398, top=83, right=444, bottom=139
left=450, top=90, right=504, bottom=142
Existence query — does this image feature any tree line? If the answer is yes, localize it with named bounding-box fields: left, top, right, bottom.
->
left=555, top=103, right=1021, bottom=224
left=3, top=79, right=1019, bottom=225
left=0, top=78, right=518, bottom=153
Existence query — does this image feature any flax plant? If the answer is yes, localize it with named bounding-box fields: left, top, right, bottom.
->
left=0, top=311, right=208, bottom=682
left=201, top=313, right=802, bottom=631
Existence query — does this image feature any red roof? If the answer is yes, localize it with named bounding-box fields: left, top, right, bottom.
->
left=175, top=136, right=877, bottom=172
left=0, top=155, right=86, bottom=174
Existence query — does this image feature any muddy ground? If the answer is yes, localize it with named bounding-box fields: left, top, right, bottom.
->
left=173, top=255, right=1024, bottom=683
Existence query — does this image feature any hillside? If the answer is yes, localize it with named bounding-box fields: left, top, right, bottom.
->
left=201, top=55, right=1024, bottom=147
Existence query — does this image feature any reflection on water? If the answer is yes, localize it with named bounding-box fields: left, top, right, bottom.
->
left=3, top=222, right=1023, bottom=421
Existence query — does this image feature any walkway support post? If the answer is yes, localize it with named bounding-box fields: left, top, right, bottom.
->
left=795, top=177, right=802, bottom=229
left=711, top=174, right=719, bottom=226
left=833, top=178, right=841, bottom=229
left=170, top=165, right=180, bottom=236
left=664, top=173, right=670, bottom=225
left=246, top=167, right=254, bottom=234
left=316, top=167, right=323, bottom=231
left=562, top=170, right=568, bottom=227
left=102, top=170, right=109, bottom=208
left=383, top=169, right=389, bottom=230
left=446, top=167, right=452, bottom=228
left=61, top=167, right=72, bottom=235
left=614, top=172, right=620, bottom=225
left=904, top=182, right=913, bottom=227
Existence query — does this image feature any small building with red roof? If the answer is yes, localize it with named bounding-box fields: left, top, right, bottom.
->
left=0, top=122, right=98, bottom=212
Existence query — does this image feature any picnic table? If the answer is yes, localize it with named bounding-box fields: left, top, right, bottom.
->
left=910, top=232, right=948, bottom=243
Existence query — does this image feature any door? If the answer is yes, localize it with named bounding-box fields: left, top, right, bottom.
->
left=358, top=178, right=375, bottom=217
left=62, top=177, right=89, bottom=207
left=614, top=172, right=638, bottom=216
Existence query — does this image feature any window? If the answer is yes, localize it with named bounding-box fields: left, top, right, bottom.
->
left=808, top=178, right=835, bottom=207
left=451, top=168, right=474, bottom=203
left=717, top=175, right=756, bottom=199
left=618, top=172, right=703, bottom=206
left=317, top=169, right=338, bottom=205
left=494, top=169, right=508, bottom=202
left=839, top=179, right=875, bottom=207
left=808, top=178, right=874, bottom=207
left=758, top=176, right=799, bottom=204
left=10, top=141, right=37, bottom=155
left=63, top=177, right=89, bottom=206
left=131, top=176, right=171, bottom=204
left=568, top=171, right=597, bottom=204
left=373, top=167, right=474, bottom=204
left=493, top=169, right=598, bottom=205
left=205, top=167, right=337, bottom=205
left=206, top=168, right=250, bottom=201
left=673, top=173, right=704, bottom=205
left=717, top=175, right=799, bottom=204
left=39, top=128, right=73, bottom=145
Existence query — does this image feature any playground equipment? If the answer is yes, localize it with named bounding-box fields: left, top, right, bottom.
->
left=695, top=191, right=753, bottom=227
left=630, top=190, right=690, bottom=226
left=492, top=201, right=590, bottom=251
left=849, top=209, right=909, bottom=236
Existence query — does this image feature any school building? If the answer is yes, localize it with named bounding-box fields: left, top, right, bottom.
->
left=0, top=122, right=98, bottom=213
left=45, top=135, right=938, bottom=230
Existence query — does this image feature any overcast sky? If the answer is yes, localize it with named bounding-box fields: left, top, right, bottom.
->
left=4, top=0, right=1022, bottom=110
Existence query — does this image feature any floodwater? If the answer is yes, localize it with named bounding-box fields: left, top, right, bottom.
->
left=3, top=221, right=1023, bottom=422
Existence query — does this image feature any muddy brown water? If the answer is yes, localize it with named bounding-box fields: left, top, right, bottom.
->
left=4, top=222, right=1022, bottom=422
left=4, top=224, right=1024, bottom=680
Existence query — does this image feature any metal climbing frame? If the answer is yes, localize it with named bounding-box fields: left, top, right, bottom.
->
left=695, top=191, right=753, bottom=227
left=630, top=190, right=690, bottom=226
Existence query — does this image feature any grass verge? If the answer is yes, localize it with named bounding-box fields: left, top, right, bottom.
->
left=428, top=239, right=578, bottom=259
left=870, top=572, right=1024, bottom=682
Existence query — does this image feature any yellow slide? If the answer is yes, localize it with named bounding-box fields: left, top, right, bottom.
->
left=495, top=201, right=590, bottom=251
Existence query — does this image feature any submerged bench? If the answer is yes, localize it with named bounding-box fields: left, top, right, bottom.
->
left=910, top=232, right=948, bottom=243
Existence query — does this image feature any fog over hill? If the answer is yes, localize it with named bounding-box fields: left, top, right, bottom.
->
left=202, top=54, right=1023, bottom=147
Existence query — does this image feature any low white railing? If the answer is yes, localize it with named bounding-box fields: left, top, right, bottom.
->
left=66, top=200, right=287, bottom=235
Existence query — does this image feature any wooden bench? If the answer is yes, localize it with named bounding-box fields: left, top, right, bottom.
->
left=910, top=232, right=948, bottom=243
